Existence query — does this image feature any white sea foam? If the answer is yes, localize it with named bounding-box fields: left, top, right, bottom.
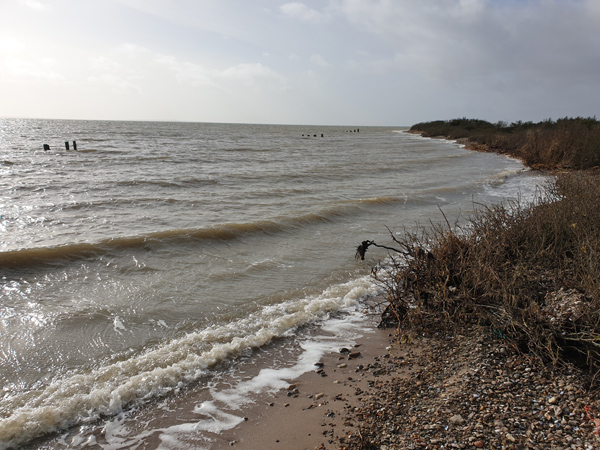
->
left=0, top=275, right=381, bottom=450
left=485, top=168, right=525, bottom=186
left=94, top=305, right=372, bottom=449
left=113, top=315, right=127, bottom=334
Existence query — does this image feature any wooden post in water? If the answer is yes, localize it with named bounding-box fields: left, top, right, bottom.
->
left=43, top=144, right=50, bottom=151
left=73, top=141, right=77, bottom=150
left=65, top=141, right=70, bottom=150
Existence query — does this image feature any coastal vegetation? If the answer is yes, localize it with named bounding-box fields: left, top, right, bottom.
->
left=374, top=118, right=600, bottom=387
left=410, top=116, right=600, bottom=170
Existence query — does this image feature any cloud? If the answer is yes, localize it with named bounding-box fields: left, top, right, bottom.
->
left=450, top=0, right=487, bottom=20
left=86, top=48, right=148, bottom=95
left=18, top=0, right=46, bottom=10
left=89, top=56, right=122, bottom=73
left=3, top=55, right=65, bottom=82
left=280, top=2, right=329, bottom=23
left=1, top=0, right=598, bottom=124
left=83, top=41, right=290, bottom=98
left=152, top=52, right=288, bottom=91
left=117, top=43, right=151, bottom=55
left=88, top=73, right=144, bottom=95
left=222, top=62, right=288, bottom=88
left=584, top=0, right=600, bottom=17
left=310, top=54, right=331, bottom=68
left=115, top=0, right=258, bottom=41
left=154, top=55, right=219, bottom=89
left=0, top=37, right=26, bottom=53
left=335, top=0, right=600, bottom=90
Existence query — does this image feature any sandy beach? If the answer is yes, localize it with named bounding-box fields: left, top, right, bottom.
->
left=210, top=323, right=600, bottom=450
left=210, top=324, right=411, bottom=449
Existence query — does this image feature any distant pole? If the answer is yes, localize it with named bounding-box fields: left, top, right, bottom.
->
left=43, top=144, right=50, bottom=151
left=65, top=141, right=70, bottom=150
left=73, top=140, right=77, bottom=150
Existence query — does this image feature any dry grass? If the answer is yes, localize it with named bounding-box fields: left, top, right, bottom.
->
left=410, top=117, right=600, bottom=170
left=373, top=173, right=600, bottom=387
left=519, top=119, right=600, bottom=169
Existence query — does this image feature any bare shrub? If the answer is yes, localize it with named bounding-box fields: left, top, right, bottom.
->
left=410, top=117, right=600, bottom=170
left=374, top=173, right=600, bottom=386
left=519, top=120, right=600, bottom=169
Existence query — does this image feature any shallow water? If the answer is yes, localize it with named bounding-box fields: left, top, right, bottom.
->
left=0, top=119, right=546, bottom=449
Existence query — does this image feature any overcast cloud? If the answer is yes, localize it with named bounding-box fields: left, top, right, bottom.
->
left=1, top=0, right=598, bottom=125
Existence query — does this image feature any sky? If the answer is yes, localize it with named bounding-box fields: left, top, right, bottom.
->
left=1, top=0, right=599, bottom=126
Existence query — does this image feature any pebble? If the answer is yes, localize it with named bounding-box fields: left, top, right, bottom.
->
left=450, top=414, right=465, bottom=425
left=333, top=329, right=600, bottom=450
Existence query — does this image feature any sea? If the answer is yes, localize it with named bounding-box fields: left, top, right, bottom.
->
left=0, top=119, right=547, bottom=449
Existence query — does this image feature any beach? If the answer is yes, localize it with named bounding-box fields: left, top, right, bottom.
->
left=213, top=323, right=600, bottom=450
left=0, top=120, right=549, bottom=449
left=212, top=321, right=401, bottom=449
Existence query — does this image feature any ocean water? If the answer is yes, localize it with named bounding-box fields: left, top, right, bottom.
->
left=0, top=119, right=547, bottom=449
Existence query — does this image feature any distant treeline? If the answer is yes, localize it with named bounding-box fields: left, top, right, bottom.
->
left=410, top=117, right=600, bottom=170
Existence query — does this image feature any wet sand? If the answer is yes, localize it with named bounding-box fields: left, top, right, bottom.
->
left=211, top=326, right=600, bottom=450
left=36, top=318, right=600, bottom=449
left=35, top=309, right=409, bottom=449
left=210, top=325, right=425, bottom=450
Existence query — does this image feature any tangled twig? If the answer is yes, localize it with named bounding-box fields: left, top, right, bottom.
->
left=355, top=240, right=403, bottom=260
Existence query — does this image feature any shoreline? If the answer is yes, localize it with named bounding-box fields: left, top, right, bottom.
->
left=11, top=125, right=598, bottom=450
left=210, top=129, right=600, bottom=448
left=219, top=324, right=600, bottom=450
left=33, top=303, right=400, bottom=450
left=212, top=323, right=412, bottom=449
left=406, top=130, right=511, bottom=158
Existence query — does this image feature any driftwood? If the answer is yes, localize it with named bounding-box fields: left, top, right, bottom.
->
left=355, top=240, right=403, bottom=260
